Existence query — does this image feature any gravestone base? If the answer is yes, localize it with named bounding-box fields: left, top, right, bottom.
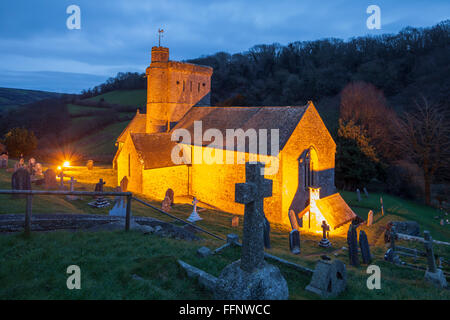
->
left=306, top=259, right=347, bottom=298
left=319, top=238, right=332, bottom=248
left=424, top=269, right=448, bottom=288
left=88, top=197, right=110, bottom=208
left=214, top=260, right=289, bottom=300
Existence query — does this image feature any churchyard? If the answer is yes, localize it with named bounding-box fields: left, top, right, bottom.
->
left=0, top=159, right=449, bottom=299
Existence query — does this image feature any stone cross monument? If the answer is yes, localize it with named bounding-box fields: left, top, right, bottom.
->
left=235, top=162, right=272, bottom=272
left=214, top=162, right=289, bottom=300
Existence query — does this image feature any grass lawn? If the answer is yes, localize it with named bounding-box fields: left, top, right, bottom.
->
left=0, top=164, right=449, bottom=299
left=67, top=104, right=105, bottom=117
left=86, top=90, right=146, bottom=107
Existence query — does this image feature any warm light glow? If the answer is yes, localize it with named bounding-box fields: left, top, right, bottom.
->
left=63, top=161, right=70, bottom=167
left=57, top=166, right=62, bottom=171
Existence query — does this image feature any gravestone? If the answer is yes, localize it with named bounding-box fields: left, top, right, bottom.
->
left=66, top=177, right=79, bottom=200
left=363, top=187, right=369, bottom=198
left=359, top=230, right=372, bottom=264
left=165, top=188, right=174, bottom=205
left=11, top=168, right=31, bottom=195
left=391, top=221, right=420, bottom=236
left=0, top=154, right=8, bottom=168
left=34, top=163, right=43, bottom=176
left=86, top=160, right=94, bottom=170
left=356, top=189, right=361, bottom=202
left=89, top=179, right=110, bottom=208
left=380, top=197, right=384, bottom=216
left=58, top=171, right=66, bottom=190
left=319, top=220, right=331, bottom=248
left=187, top=197, right=202, bottom=223
left=288, top=209, right=301, bottom=230
left=289, top=229, right=301, bottom=255
left=347, top=223, right=359, bottom=267
left=14, top=159, right=25, bottom=172
left=162, top=195, right=171, bottom=212
left=28, top=158, right=36, bottom=175
left=367, top=210, right=373, bottom=226
left=214, top=162, right=288, bottom=300
left=120, top=176, right=129, bottom=192
left=263, top=216, right=271, bottom=249
left=231, top=216, right=239, bottom=227
left=424, top=231, right=447, bottom=288
left=109, top=186, right=127, bottom=216
left=44, top=169, right=58, bottom=189
left=305, top=259, right=347, bottom=298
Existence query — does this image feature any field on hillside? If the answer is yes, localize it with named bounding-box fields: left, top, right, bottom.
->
left=0, top=87, right=61, bottom=110
left=0, top=163, right=449, bottom=299
left=86, top=89, right=146, bottom=107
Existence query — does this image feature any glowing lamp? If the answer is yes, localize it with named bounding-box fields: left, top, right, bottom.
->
left=57, top=166, right=62, bottom=171
left=63, top=161, right=70, bottom=168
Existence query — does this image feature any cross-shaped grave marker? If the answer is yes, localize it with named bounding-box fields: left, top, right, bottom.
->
left=235, top=162, right=272, bottom=273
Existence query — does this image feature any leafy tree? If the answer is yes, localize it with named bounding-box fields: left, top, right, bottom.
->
left=335, top=119, right=380, bottom=189
left=4, top=128, right=37, bottom=158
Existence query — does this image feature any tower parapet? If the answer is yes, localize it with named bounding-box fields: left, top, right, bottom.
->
left=146, top=46, right=213, bottom=133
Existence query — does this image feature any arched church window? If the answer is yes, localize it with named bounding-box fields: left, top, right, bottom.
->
left=301, top=148, right=316, bottom=189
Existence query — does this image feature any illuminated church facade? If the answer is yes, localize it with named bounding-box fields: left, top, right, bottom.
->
left=114, top=46, right=358, bottom=232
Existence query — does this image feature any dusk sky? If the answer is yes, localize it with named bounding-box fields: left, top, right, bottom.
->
left=0, top=0, right=448, bottom=93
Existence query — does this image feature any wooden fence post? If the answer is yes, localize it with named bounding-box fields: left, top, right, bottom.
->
left=424, top=231, right=437, bottom=273
left=125, top=194, right=132, bottom=231
left=25, top=194, right=32, bottom=236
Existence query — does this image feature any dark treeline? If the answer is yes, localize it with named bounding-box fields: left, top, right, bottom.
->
left=80, top=72, right=146, bottom=99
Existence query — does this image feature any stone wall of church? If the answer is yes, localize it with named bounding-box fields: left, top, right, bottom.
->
left=281, top=103, right=337, bottom=226
left=189, top=146, right=283, bottom=225
left=142, top=165, right=189, bottom=200
left=116, top=134, right=143, bottom=193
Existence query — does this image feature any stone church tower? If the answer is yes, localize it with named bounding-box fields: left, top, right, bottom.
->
left=145, top=46, right=213, bottom=133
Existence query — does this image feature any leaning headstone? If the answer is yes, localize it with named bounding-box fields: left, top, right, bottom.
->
left=44, top=169, right=58, bottom=189
left=94, top=178, right=106, bottom=193
left=424, top=231, right=447, bottom=288
left=305, top=259, right=347, bottom=298
left=289, top=229, right=301, bottom=255
left=356, top=189, right=361, bottom=202
left=363, top=187, right=369, bottom=198
left=164, top=188, right=174, bottom=206
left=86, top=160, right=94, bottom=170
left=120, top=176, right=128, bottom=192
left=231, top=216, right=239, bottom=227
left=380, top=196, right=384, bottom=216
left=214, top=162, right=288, bottom=300
left=161, top=195, right=172, bottom=212
left=319, top=220, right=332, bottom=248
left=288, top=209, right=301, bottom=230
left=347, top=223, right=359, bottom=267
left=367, top=210, right=373, bottom=226
left=11, top=168, right=31, bottom=197
left=89, top=178, right=110, bottom=208
left=263, top=216, right=271, bottom=249
left=359, top=230, right=372, bottom=264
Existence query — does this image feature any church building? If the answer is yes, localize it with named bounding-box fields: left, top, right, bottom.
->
left=113, top=46, right=359, bottom=233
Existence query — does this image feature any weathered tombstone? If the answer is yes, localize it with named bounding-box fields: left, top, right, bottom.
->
left=367, top=210, right=373, bottom=226
left=231, top=216, right=239, bottom=227
left=289, top=229, right=301, bottom=255
left=109, top=186, right=127, bottom=216
left=356, top=189, right=361, bottom=202
left=94, top=178, right=106, bottom=193
left=380, top=196, right=384, bottom=216
left=347, top=223, right=359, bottom=267
left=66, top=177, right=79, bottom=200
left=187, top=197, right=202, bottom=223
left=423, top=231, right=447, bottom=288
left=263, top=216, right=271, bottom=249
left=86, top=160, right=94, bottom=170
left=359, top=230, right=372, bottom=264
left=214, top=162, right=289, bottom=300
left=305, top=259, right=347, bottom=298
left=58, top=171, right=66, bottom=190
left=288, top=209, right=301, bottom=230
left=319, top=220, right=331, bottom=248
left=440, top=219, right=444, bottom=226
left=44, top=169, right=58, bottom=189
left=161, top=195, right=171, bottom=212
left=14, top=158, right=25, bottom=172
left=363, top=187, right=369, bottom=198
left=28, top=158, right=36, bottom=175
left=120, top=176, right=128, bottom=192
left=165, top=188, right=174, bottom=205
left=11, top=168, right=31, bottom=196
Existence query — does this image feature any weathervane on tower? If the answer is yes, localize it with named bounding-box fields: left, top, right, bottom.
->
left=158, top=28, right=164, bottom=47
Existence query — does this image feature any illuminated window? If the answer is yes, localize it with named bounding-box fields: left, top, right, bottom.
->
left=128, top=154, right=131, bottom=177
left=301, top=148, right=316, bottom=189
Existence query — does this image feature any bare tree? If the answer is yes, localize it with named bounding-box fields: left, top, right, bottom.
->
left=397, top=96, right=450, bottom=205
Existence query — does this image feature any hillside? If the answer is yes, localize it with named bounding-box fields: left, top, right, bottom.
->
left=0, top=87, right=61, bottom=111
